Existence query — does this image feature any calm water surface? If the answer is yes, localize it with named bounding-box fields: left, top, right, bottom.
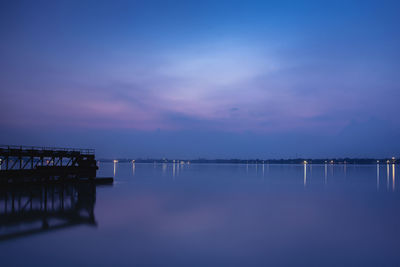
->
left=1, top=163, right=400, bottom=266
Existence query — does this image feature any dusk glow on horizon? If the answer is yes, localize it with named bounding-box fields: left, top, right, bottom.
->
left=1, top=0, right=400, bottom=158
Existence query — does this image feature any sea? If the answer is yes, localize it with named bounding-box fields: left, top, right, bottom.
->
left=1, top=162, right=399, bottom=266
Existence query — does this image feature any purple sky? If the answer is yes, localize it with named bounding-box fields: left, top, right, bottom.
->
left=1, top=0, right=399, bottom=158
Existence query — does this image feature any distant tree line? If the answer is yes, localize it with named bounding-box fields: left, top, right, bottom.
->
left=98, top=157, right=397, bottom=164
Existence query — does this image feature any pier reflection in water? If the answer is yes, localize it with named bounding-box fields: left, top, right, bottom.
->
left=0, top=182, right=97, bottom=241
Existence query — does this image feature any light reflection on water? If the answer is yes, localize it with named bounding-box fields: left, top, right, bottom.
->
left=1, top=163, right=400, bottom=266
left=105, top=162, right=397, bottom=192
left=387, top=163, right=391, bottom=190
left=393, top=164, right=396, bottom=192
left=377, top=163, right=380, bottom=190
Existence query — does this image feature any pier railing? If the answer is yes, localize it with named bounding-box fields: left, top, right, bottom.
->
left=0, top=145, right=95, bottom=155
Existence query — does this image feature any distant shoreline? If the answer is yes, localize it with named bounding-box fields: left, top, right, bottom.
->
left=98, top=158, right=398, bottom=165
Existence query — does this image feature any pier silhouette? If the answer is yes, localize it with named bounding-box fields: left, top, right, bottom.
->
left=0, top=145, right=111, bottom=184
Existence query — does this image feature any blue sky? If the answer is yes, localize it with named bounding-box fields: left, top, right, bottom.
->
left=1, top=0, right=399, bottom=158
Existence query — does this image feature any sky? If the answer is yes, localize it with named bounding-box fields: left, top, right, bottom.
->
left=0, top=0, right=399, bottom=159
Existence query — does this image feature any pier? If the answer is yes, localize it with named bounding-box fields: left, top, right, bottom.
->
left=0, top=145, right=112, bottom=184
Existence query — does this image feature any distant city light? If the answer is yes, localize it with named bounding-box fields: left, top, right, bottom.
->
left=113, top=160, right=118, bottom=163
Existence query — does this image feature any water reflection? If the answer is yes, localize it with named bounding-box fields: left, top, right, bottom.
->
left=387, top=163, right=390, bottom=190
left=393, top=164, right=396, bottom=192
left=377, top=163, right=380, bottom=191
left=113, top=160, right=118, bottom=177
left=3, top=163, right=400, bottom=266
left=0, top=183, right=97, bottom=241
left=99, top=162, right=399, bottom=193
left=262, top=163, right=265, bottom=177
